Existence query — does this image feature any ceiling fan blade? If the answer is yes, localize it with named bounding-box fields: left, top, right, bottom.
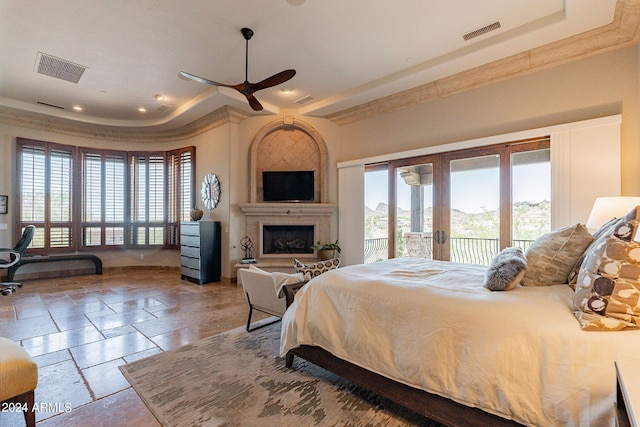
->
left=178, top=71, right=234, bottom=88
left=246, top=94, right=264, bottom=111
left=250, top=69, right=296, bottom=92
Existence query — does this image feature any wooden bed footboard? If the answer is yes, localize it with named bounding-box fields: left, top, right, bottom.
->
left=286, top=345, right=523, bottom=427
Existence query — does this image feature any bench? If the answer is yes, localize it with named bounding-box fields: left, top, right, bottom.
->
left=6, top=254, right=102, bottom=282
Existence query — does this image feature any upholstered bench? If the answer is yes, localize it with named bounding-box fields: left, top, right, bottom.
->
left=0, top=338, right=38, bottom=427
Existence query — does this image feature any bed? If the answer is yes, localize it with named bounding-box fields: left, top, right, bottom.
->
left=280, top=257, right=640, bottom=426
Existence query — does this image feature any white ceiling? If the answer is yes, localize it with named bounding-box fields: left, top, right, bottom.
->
left=0, top=0, right=619, bottom=130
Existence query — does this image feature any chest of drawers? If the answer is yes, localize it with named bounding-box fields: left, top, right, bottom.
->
left=180, top=221, right=221, bottom=284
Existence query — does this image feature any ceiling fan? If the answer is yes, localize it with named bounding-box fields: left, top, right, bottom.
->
left=179, top=27, right=296, bottom=111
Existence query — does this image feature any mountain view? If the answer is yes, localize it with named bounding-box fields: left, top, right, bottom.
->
left=365, top=200, right=550, bottom=241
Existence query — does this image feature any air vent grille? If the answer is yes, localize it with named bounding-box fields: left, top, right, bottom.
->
left=35, top=52, right=87, bottom=83
left=463, top=21, right=501, bottom=41
left=157, top=104, right=172, bottom=112
left=295, top=95, right=314, bottom=104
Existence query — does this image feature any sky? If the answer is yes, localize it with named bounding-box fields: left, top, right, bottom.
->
left=365, top=163, right=550, bottom=213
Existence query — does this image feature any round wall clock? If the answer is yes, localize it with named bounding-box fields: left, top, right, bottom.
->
left=201, top=173, right=220, bottom=209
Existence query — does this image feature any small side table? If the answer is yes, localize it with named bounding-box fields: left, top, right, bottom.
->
left=615, top=359, right=640, bottom=427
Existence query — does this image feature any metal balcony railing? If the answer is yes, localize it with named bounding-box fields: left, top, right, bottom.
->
left=364, top=237, right=535, bottom=265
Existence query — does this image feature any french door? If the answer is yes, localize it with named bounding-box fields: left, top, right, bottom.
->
left=386, top=138, right=549, bottom=263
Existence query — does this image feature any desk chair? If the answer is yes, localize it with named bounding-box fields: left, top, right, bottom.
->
left=0, top=225, right=35, bottom=295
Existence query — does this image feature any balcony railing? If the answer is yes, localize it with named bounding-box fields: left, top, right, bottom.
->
left=364, top=237, right=534, bottom=265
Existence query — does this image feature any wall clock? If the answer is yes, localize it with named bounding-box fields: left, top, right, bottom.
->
left=201, top=173, right=220, bottom=210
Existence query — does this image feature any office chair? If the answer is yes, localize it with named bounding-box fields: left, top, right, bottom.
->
left=0, top=225, right=35, bottom=295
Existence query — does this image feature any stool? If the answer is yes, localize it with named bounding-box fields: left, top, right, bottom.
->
left=0, top=338, right=38, bottom=427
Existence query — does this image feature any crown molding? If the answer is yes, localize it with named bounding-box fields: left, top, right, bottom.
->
left=326, top=0, right=640, bottom=126
left=0, top=105, right=251, bottom=143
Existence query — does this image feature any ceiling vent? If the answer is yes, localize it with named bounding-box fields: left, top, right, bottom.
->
left=156, top=104, right=172, bottom=112
left=35, top=52, right=87, bottom=83
left=463, top=21, right=501, bottom=41
left=295, top=95, right=314, bottom=104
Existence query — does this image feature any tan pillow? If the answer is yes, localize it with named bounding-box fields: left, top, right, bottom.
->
left=573, top=207, right=640, bottom=331
left=521, top=224, right=593, bottom=286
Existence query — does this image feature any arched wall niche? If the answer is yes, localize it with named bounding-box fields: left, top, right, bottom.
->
left=248, top=119, right=328, bottom=203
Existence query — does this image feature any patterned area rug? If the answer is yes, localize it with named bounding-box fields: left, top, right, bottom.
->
left=119, top=321, right=443, bottom=426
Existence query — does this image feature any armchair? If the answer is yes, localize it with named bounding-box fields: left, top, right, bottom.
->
left=238, top=268, right=288, bottom=332
left=1, top=225, right=35, bottom=295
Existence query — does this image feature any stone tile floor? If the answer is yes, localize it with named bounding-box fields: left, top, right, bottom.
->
left=0, top=269, right=267, bottom=427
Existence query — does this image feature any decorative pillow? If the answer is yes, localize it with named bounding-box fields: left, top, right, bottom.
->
left=573, top=206, right=640, bottom=331
left=568, top=217, right=620, bottom=286
left=521, top=223, right=593, bottom=286
left=483, top=247, right=528, bottom=291
left=294, top=258, right=340, bottom=279
left=271, top=271, right=305, bottom=297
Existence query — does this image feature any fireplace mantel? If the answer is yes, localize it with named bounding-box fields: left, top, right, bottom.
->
left=239, top=203, right=337, bottom=216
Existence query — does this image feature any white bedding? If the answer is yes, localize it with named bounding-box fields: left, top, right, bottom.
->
left=280, top=257, right=640, bottom=426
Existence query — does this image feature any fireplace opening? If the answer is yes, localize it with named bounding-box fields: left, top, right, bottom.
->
left=263, top=225, right=314, bottom=255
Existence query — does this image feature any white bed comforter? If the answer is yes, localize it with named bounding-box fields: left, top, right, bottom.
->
left=280, top=257, right=640, bottom=426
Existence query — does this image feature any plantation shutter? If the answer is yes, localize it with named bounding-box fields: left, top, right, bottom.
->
left=166, top=147, right=195, bottom=248
left=130, top=153, right=166, bottom=246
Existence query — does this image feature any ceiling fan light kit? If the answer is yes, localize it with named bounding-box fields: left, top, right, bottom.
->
left=179, top=27, right=296, bottom=111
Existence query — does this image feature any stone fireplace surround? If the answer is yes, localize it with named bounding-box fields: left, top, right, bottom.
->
left=239, top=202, right=337, bottom=263
left=239, top=118, right=336, bottom=267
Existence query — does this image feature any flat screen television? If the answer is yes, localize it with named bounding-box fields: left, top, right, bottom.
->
left=262, top=171, right=314, bottom=202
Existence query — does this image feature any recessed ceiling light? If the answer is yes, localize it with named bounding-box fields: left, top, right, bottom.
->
left=138, top=107, right=147, bottom=113
left=281, top=88, right=294, bottom=94
left=154, top=94, right=165, bottom=101
left=73, top=106, right=83, bottom=111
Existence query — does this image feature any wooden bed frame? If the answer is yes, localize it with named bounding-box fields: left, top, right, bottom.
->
left=285, top=346, right=522, bottom=427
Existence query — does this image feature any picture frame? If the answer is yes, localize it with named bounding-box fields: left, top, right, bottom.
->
left=0, top=195, right=7, bottom=214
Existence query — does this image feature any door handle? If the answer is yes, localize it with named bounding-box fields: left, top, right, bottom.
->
left=435, top=230, right=440, bottom=245
left=441, top=230, right=446, bottom=244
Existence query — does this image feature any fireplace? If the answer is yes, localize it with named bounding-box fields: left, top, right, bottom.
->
left=262, top=225, right=314, bottom=255
left=240, top=203, right=337, bottom=263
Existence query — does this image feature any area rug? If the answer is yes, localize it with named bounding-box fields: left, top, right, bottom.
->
left=119, top=321, right=443, bottom=427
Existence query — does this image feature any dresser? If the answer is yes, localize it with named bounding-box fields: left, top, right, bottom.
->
left=180, top=221, right=221, bottom=284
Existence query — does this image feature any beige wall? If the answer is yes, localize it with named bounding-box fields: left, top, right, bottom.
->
left=0, top=43, right=638, bottom=278
left=338, top=45, right=640, bottom=196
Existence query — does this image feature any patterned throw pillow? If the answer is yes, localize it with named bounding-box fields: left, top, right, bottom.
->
left=293, top=258, right=340, bottom=279
left=521, top=223, right=593, bottom=286
left=483, top=247, right=528, bottom=291
left=568, top=217, right=620, bottom=286
left=573, top=207, right=640, bottom=331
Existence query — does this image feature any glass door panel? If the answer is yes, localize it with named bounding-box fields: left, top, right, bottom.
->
left=364, top=167, right=389, bottom=263
left=511, top=148, right=551, bottom=251
left=448, top=154, right=500, bottom=265
left=394, top=162, right=435, bottom=259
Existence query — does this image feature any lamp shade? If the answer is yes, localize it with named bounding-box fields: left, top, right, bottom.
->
left=585, top=197, right=640, bottom=231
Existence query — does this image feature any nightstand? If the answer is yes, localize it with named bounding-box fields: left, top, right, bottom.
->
left=615, top=359, right=640, bottom=427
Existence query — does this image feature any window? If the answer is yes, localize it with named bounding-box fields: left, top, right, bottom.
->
left=130, top=153, right=166, bottom=247
left=364, top=137, right=551, bottom=265
left=80, top=149, right=127, bottom=248
left=16, top=138, right=194, bottom=252
left=17, top=139, right=74, bottom=251
left=167, top=148, right=195, bottom=248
